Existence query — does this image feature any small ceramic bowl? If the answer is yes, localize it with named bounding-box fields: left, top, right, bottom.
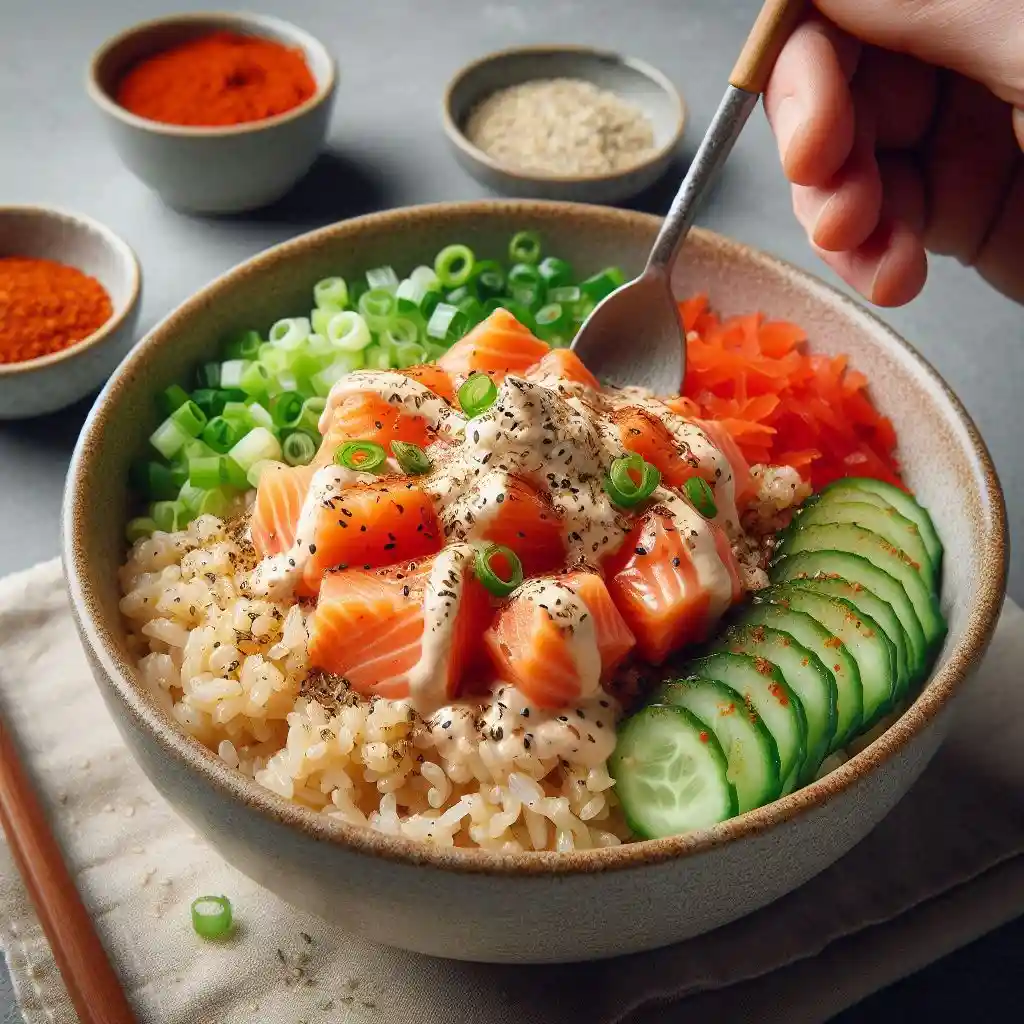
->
left=64, top=202, right=1007, bottom=963
left=443, top=46, right=686, bottom=203
left=87, top=12, right=337, bottom=215
left=0, top=206, right=141, bottom=419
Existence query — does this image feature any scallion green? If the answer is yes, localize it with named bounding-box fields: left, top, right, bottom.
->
left=580, top=267, right=626, bottom=302
left=229, top=427, right=282, bottom=471
left=434, top=244, right=474, bottom=288
left=158, top=384, right=191, bottom=418
left=191, top=895, right=233, bottom=940
left=201, top=416, right=243, bottom=454
left=150, top=417, right=193, bottom=460
left=327, top=310, right=373, bottom=352
left=282, top=431, right=317, bottom=467
left=126, top=517, right=158, bottom=544
left=509, top=230, right=542, bottom=265
left=458, top=373, right=498, bottom=417
left=426, top=303, right=468, bottom=344
left=269, top=317, right=311, bottom=351
left=604, top=454, right=661, bottom=508
left=391, top=441, right=431, bottom=475
left=314, top=276, right=349, bottom=309
left=270, top=391, right=304, bottom=428
left=335, top=440, right=387, bottom=473
left=538, top=256, right=574, bottom=288
left=474, top=543, right=524, bottom=597
left=188, top=456, right=224, bottom=490
left=365, top=265, right=399, bottom=292
left=684, top=476, right=719, bottom=519
left=222, top=329, right=262, bottom=360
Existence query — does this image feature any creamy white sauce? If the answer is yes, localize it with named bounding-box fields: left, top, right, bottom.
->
left=404, top=544, right=475, bottom=714
left=249, top=365, right=749, bottom=730
left=319, top=371, right=466, bottom=435
left=426, top=684, right=618, bottom=768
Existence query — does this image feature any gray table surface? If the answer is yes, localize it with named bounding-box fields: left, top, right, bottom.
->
left=1, top=1, right=1021, bottom=1020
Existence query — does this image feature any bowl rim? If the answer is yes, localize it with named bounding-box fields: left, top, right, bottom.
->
left=441, top=44, right=687, bottom=184
left=0, top=204, right=142, bottom=377
left=64, top=200, right=1008, bottom=878
left=85, top=10, right=337, bottom=138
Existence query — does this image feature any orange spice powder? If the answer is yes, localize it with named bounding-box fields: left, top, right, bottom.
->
left=0, top=257, right=113, bottom=364
left=115, top=30, right=317, bottom=127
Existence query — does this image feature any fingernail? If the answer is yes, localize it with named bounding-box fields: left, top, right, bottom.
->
left=772, top=97, right=802, bottom=169
left=869, top=223, right=899, bottom=305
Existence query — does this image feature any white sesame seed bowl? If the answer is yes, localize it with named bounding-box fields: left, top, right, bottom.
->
left=442, top=46, right=686, bottom=204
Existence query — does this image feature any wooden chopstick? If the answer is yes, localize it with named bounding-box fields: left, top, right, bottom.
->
left=0, top=711, right=138, bottom=1024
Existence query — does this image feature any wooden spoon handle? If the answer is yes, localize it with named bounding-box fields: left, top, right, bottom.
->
left=730, top=0, right=807, bottom=94
left=0, top=714, right=138, bottom=1024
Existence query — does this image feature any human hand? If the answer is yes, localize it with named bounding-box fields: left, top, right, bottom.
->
left=765, top=0, right=1024, bottom=305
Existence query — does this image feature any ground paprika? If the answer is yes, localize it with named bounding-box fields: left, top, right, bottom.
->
left=115, top=31, right=317, bottom=127
left=0, top=257, right=113, bottom=364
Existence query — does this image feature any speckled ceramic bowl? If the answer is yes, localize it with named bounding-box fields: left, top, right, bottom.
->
left=443, top=46, right=686, bottom=203
left=87, top=12, right=337, bottom=215
left=0, top=205, right=141, bottom=419
left=62, top=202, right=1007, bottom=963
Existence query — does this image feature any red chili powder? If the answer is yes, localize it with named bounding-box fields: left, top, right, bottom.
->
left=0, top=257, right=113, bottom=364
left=115, top=31, right=317, bottom=127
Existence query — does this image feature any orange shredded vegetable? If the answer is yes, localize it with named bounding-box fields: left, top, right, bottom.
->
left=678, top=295, right=903, bottom=490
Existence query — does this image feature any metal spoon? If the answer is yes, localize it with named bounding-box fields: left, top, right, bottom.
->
left=571, top=0, right=806, bottom=392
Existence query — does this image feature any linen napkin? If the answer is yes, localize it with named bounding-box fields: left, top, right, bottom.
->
left=1, top=559, right=1022, bottom=1024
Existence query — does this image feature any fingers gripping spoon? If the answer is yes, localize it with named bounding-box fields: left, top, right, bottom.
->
left=571, top=0, right=806, bottom=392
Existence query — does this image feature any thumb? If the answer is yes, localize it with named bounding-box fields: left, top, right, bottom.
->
left=814, top=0, right=1024, bottom=106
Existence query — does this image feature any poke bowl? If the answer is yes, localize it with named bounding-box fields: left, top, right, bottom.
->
left=63, top=201, right=1007, bottom=963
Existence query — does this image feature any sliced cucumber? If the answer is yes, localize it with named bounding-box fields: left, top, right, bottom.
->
left=713, top=623, right=837, bottom=785
left=787, top=499, right=935, bottom=590
left=761, top=585, right=896, bottom=731
left=770, top=549, right=927, bottom=678
left=685, top=652, right=808, bottom=789
left=610, top=705, right=739, bottom=839
left=734, top=601, right=862, bottom=754
left=818, top=477, right=943, bottom=572
left=653, top=677, right=781, bottom=813
left=779, top=575, right=911, bottom=701
left=774, top=523, right=946, bottom=652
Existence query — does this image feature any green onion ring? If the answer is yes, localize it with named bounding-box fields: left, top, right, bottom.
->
left=684, top=476, right=718, bottom=518
left=335, top=440, right=388, bottom=473
left=191, top=895, right=233, bottom=939
left=474, top=543, right=524, bottom=598
left=457, top=373, right=498, bottom=417
left=604, top=454, right=661, bottom=508
left=391, top=441, right=432, bottom=476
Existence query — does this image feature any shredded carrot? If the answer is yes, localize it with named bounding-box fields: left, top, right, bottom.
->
left=680, top=296, right=903, bottom=489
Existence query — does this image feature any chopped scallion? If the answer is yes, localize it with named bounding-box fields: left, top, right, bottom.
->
left=281, top=431, right=317, bottom=467
left=335, top=440, right=387, bottom=473
left=314, top=276, right=349, bottom=309
left=474, top=543, right=524, bottom=598
left=222, top=329, right=262, bottom=360
left=269, top=317, right=311, bottom=351
left=580, top=267, right=626, bottom=302
left=365, top=265, right=399, bottom=292
left=426, top=303, right=467, bottom=343
left=458, top=373, right=498, bottom=417
left=327, top=310, right=373, bottom=352
left=229, top=427, right=282, bottom=471
left=170, top=400, right=207, bottom=437
left=538, top=256, right=573, bottom=288
left=391, top=441, right=431, bottom=476
left=604, top=454, right=661, bottom=508
left=150, top=417, right=193, bottom=460
left=191, top=895, right=233, bottom=940
left=158, top=384, right=191, bottom=418
left=684, top=476, right=719, bottom=518
left=508, top=230, right=542, bottom=265
left=125, top=517, right=158, bottom=544
left=434, top=244, right=474, bottom=288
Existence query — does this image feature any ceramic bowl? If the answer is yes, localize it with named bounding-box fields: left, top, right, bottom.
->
left=0, top=205, right=141, bottom=419
left=86, top=12, right=337, bottom=215
left=63, top=202, right=1007, bottom=963
left=443, top=46, right=685, bottom=203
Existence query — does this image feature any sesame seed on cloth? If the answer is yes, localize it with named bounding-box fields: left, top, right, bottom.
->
left=3, top=560, right=1024, bottom=1023
left=463, top=78, right=656, bottom=177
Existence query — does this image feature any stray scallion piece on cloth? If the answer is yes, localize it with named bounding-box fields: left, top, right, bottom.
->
left=126, top=232, right=627, bottom=537
left=191, top=895, right=233, bottom=939
left=463, top=78, right=656, bottom=177
left=474, top=543, right=524, bottom=597
left=684, top=476, right=718, bottom=518
left=604, top=453, right=661, bottom=508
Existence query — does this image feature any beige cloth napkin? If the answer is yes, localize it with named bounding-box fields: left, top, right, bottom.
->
left=1, top=559, right=1023, bottom=1024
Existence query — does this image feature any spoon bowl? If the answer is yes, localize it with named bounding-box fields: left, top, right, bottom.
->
left=571, top=270, right=684, bottom=391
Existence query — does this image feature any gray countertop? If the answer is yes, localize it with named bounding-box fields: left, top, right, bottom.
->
left=1, top=1, right=1021, bottom=1020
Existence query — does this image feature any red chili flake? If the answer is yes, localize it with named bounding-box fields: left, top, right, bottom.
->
left=754, top=656, right=774, bottom=676
left=769, top=682, right=790, bottom=706
left=824, top=636, right=842, bottom=648
left=699, top=731, right=709, bottom=743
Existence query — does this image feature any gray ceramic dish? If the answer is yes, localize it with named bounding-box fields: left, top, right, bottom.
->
left=443, top=46, right=686, bottom=203
left=63, top=201, right=1007, bottom=963
left=0, top=205, right=141, bottom=419
left=86, top=12, right=337, bottom=215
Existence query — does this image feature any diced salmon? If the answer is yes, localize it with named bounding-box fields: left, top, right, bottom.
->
left=485, top=571, right=635, bottom=708
left=299, top=480, right=442, bottom=595
left=308, top=554, right=492, bottom=700
left=397, top=363, right=456, bottom=403
left=250, top=462, right=316, bottom=556
left=604, top=511, right=713, bottom=664
left=477, top=476, right=565, bottom=577
left=438, top=309, right=549, bottom=383
left=314, top=392, right=433, bottom=468
left=525, top=349, right=600, bottom=390
left=615, top=406, right=701, bottom=488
